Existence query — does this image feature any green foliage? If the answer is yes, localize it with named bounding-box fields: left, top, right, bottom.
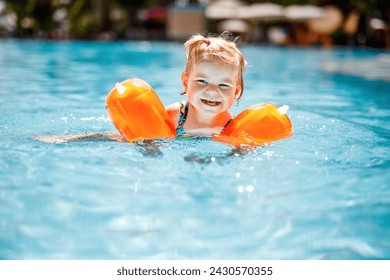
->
left=67, top=0, right=98, bottom=38
left=4, top=0, right=148, bottom=38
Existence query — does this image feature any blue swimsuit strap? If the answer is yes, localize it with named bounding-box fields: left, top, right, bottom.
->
left=176, top=101, right=189, bottom=136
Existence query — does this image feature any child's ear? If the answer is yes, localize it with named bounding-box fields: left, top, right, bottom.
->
left=181, top=72, right=188, bottom=91
left=235, top=84, right=242, bottom=98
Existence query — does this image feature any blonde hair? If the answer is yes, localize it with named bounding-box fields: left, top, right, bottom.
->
left=183, top=32, right=247, bottom=100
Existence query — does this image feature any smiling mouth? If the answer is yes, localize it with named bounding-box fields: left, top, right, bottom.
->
left=201, top=99, right=221, bottom=106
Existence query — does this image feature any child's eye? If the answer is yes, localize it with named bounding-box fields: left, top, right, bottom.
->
left=197, top=79, right=207, bottom=84
left=219, top=83, right=231, bottom=88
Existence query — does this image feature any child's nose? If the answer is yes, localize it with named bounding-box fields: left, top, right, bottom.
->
left=206, top=85, right=218, bottom=95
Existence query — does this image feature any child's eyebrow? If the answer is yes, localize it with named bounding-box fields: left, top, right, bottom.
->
left=218, top=78, right=235, bottom=84
left=194, top=73, right=234, bottom=83
left=194, top=72, right=208, bottom=77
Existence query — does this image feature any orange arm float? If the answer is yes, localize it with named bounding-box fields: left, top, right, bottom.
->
left=212, top=103, right=293, bottom=147
left=105, top=78, right=176, bottom=142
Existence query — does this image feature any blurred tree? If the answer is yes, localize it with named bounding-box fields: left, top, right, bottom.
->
left=116, top=0, right=145, bottom=31
left=100, top=0, right=113, bottom=33
left=6, top=0, right=54, bottom=37
left=3, top=0, right=386, bottom=41
left=67, top=0, right=97, bottom=38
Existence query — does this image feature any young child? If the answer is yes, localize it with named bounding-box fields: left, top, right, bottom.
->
left=34, top=32, right=247, bottom=143
left=166, top=33, right=247, bottom=137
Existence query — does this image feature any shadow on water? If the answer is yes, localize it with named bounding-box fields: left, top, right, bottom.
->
left=183, top=147, right=257, bottom=165
left=131, top=137, right=260, bottom=161
left=31, top=132, right=122, bottom=144
left=133, top=140, right=163, bottom=158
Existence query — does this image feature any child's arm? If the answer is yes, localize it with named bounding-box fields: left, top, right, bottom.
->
left=32, top=132, right=123, bottom=143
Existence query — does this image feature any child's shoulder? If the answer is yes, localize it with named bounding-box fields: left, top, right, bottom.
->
left=166, top=101, right=182, bottom=112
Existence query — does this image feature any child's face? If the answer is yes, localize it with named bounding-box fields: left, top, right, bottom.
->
left=183, top=61, right=241, bottom=116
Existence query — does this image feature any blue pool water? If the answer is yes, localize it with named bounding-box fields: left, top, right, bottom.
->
left=0, top=40, right=389, bottom=260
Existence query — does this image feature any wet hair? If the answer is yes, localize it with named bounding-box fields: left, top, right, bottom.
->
left=183, top=32, right=247, bottom=100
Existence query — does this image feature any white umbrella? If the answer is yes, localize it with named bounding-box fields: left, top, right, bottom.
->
left=284, top=5, right=325, bottom=21
left=218, top=19, right=250, bottom=33
left=205, top=0, right=245, bottom=20
left=370, top=18, right=388, bottom=30
left=344, top=10, right=360, bottom=35
left=238, top=3, right=284, bottom=22
left=307, top=6, right=343, bottom=34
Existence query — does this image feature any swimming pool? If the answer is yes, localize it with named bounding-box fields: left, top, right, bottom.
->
left=0, top=40, right=389, bottom=260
